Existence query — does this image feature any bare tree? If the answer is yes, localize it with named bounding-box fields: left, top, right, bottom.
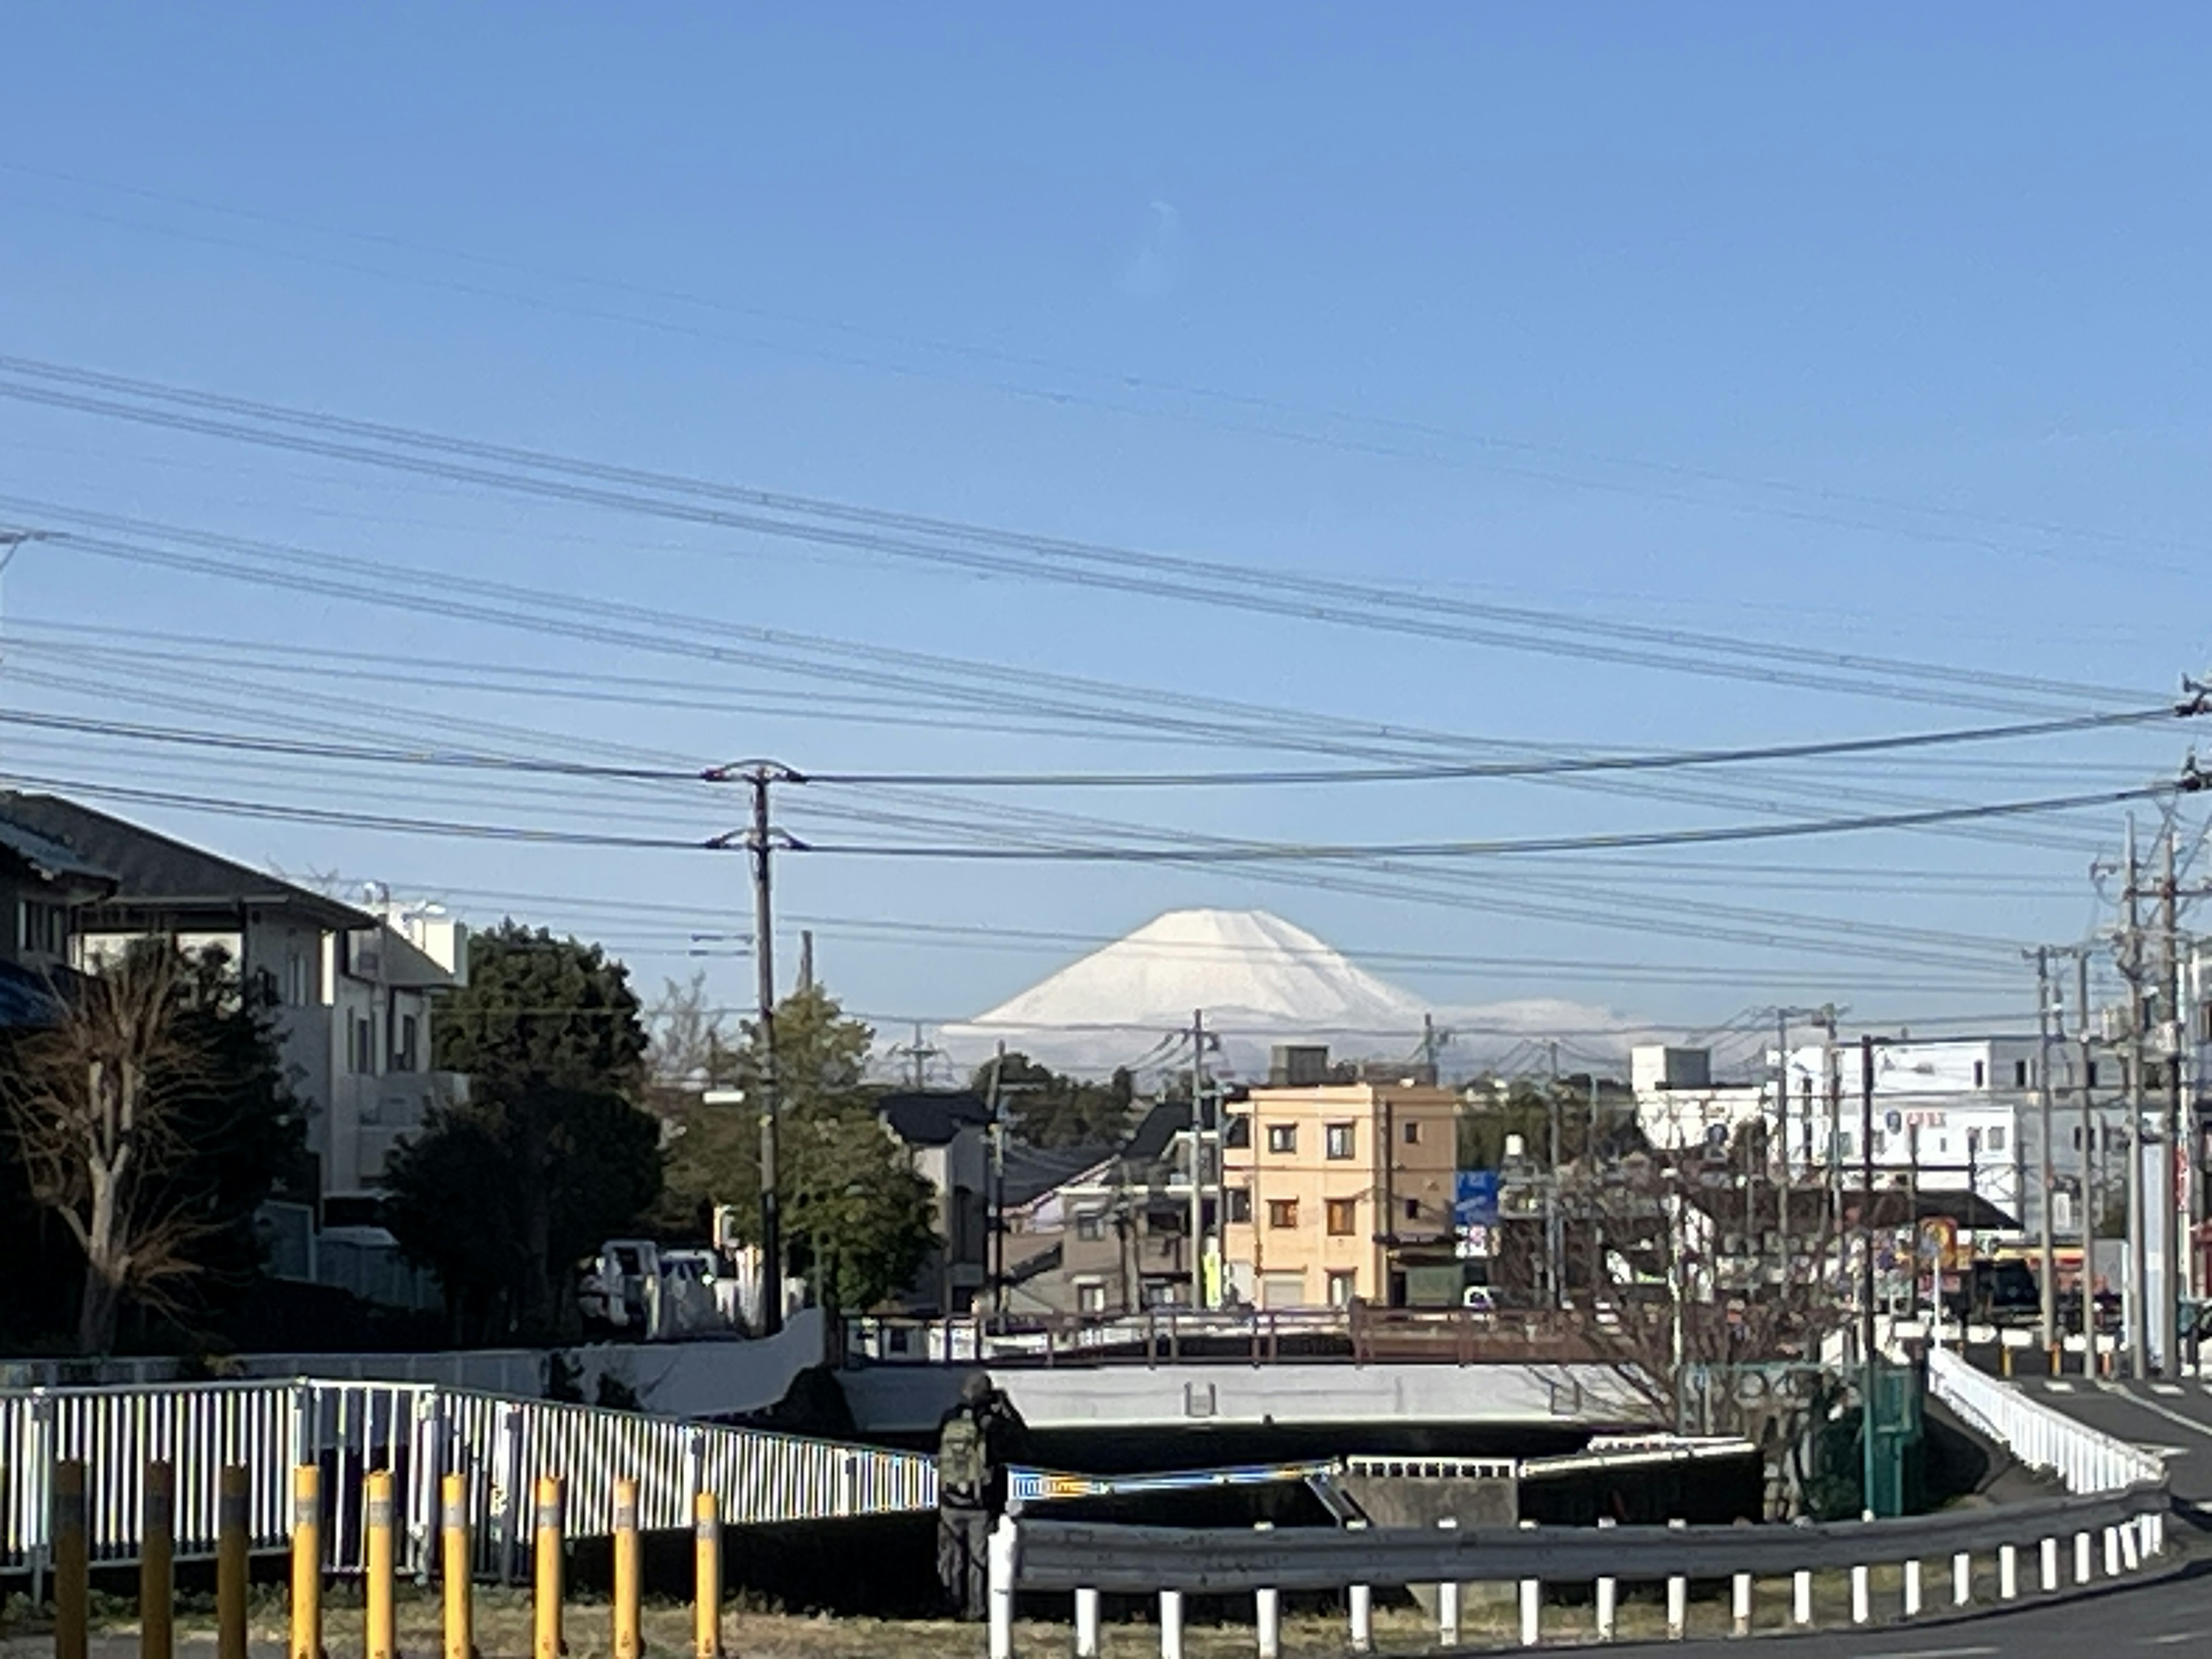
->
left=2, top=946, right=217, bottom=1353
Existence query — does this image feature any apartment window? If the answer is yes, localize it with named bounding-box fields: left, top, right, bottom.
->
left=1225, top=1187, right=1252, bottom=1225
left=1266, top=1123, right=1298, bottom=1154
left=1266, top=1198, right=1300, bottom=1230
left=1870, top=1130, right=1886, bottom=1154
left=286, top=949, right=309, bottom=1007
left=1837, top=1131, right=1855, bottom=1158
left=1325, top=1198, right=1358, bottom=1236
left=1402, top=1196, right=1421, bottom=1222
left=2014, top=1059, right=2030, bottom=1088
left=1988, top=1126, right=2007, bottom=1153
left=1074, top=1210, right=1105, bottom=1242
left=2088, top=1060, right=2101, bottom=1088
left=1402, top=1119, right=1422, bottom=1145
left=393, top=1013, right=420, bottom=1073
left=1076, top=1281, right=1106, bottom=1315
left=1973, top=1060, right=1986, bottom=1088
left=2200, top=1001, right=2212, bottom=1045
left=1325, top=1123, right=1356, bottom=1160
left=348, top=1012, right=376, bottom=1075
left=1325, top=1270, right=1357, bottom=1308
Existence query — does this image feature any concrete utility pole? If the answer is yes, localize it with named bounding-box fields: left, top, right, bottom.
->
left=2075, top=948, right=2100, bottom=1380
left=2125, top=818, right=2150, bottom=1377
left=1859, top=1034, right=1879, bottom=1512
left=746, top=766, right=787, bottom=1337
left=2032, top=947, right=2058, bottom=1351
left=1774, top=1009, right=1791, bottom=1277
left=1547, top=1042, right=1565, bottom=1310
left=987, top=1043, right=1007, bottom=1331
left=2161, top=825, right=2185, bottom=1373
left=1189, top=1009, right=1207, bottom=1311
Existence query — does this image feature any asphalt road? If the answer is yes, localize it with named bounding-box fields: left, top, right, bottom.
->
left=2013, top=1374, right=2212, bottom=1506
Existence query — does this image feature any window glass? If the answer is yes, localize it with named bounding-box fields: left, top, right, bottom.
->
left=1325, top=1123, right=1355, bottom=1160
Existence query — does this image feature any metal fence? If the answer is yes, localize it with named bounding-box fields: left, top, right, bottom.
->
left=0, top=1378, right=936, bottom=1586
left=1926, top=1346, right=2162, bottom=1493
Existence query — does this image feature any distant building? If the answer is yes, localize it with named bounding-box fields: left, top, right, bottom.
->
left=1630, top=1043, right=1767, bottom=1153
left=1221, top=1057, right=1460, bottom=1309
left=875, top=1089, right=993, bottom=1315
left=0, top=794, right=465, bottom=1305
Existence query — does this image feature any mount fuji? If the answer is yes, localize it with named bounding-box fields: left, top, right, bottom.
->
left=936, top=908, right=1635, bottom=1080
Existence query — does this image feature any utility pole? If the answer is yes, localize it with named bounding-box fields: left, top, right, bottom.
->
left=1189, top=1009, right=1208, bottom=1311
left=1587, top=1070, right=1603, bottom=1298
left=1547, top=1041, right=1565, bottom=1310
left=1859, top=1035, right=1879, bottom=1513
left=1774, top=1008, right=1791, bottom=1282
left=744, top=765, right=790, bottom=1337
left=2032, top=946, right=2058, bottom=1351
left=987, top=1043, right=1007, bottom=1332
left=2075, top=948, right=2099, bottom=1380
left=2161, top=824, right=2185, bottom=1373
left=891, top=1022, right=945, bottom=1091
left=2124, top=818, right=2150, bottom=1378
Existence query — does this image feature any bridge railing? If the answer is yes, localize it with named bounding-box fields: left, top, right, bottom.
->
left=1926, top=1346, right=2162, bottom=1493
left=0, top=1377, right=937, bottom=1586
left=991, top=1476, right=2171, bottom=1656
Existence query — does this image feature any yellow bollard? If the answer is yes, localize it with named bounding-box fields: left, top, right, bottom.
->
left=218, top=1465, right=250, bottom=1659
left=54, top=1459, right=89, bottom=1659
left=142, top=1459, right=175, bottom=1659
left=612, top=1479, right=643, bottom=1659
left=365, top=1470, right=397, bottom=1659
left=291, top=1463, right=323, bottom=1659
left=533, top=1476, right=565, bottom=1659
left=441, top=1473, right=474, bottom=1659
left=693, top=1490, right=722, bottom=1659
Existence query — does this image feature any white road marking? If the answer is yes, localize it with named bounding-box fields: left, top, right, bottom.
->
left=2141, top=1633, right=2202, bottom=1645
left=2044, top=1380, right=2076, bottom=1392
left=2151, top=1383, right=2184, bottom=1396
left=1861, top=1646, right=1999, bottom=1659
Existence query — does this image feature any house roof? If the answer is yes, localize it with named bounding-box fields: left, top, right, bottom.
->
left=0, top=816, right=116, bottom=892
left=0, top=794, right=370, bottom=931
left=876, top=1089, right=994, bottom=1147
left=1002, top=1141, right=1115, bottom=1209
left=1120, top=1099, right=1194, bottom=1166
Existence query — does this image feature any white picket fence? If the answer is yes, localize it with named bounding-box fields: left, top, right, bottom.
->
left=0, top=1377, right=936, bottom=1589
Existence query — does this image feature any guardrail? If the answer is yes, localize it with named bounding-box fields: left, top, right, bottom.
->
left=0, top=1377, right=936, bottom=1589
left=991, top=1480, right=2171, bottom=1656
left=1926, top=1346, right=2162, bottom=1492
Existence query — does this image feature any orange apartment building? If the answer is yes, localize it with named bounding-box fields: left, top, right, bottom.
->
left=1220, top=1070, right=1461, bottom=1309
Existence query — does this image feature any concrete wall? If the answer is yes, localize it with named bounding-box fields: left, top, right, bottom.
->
left=841, top=1359, right=1645, bottom=1436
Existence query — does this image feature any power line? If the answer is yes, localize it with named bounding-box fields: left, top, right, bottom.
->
left=0, top=354, right=2153, bottom=713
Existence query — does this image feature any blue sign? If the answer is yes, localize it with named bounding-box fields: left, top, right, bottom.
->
left=1453, top=1170, right=1501, bottom=1230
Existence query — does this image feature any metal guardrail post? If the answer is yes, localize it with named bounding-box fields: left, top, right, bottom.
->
left=366, top=1470, right=397, bottom=1659
left=613, top=1478, right=642, bottom=1659
left=694, top=1490, right=722, bottom=1659
left=987, top=1516, right=1017, bottom=1659
left=1902, top=1557, right=1922, bottom=1619
left=1665, top=1519, right=1687, bottom=1639
left=1346, top=1517, right=1372, bottom=1654
left=1850, top=1560, right=1870, bottom=1625
left=1999, top=1541, right=2019, bottom=1599
left=1791, top=1567, right=1812, bottom=1627
left=1074, top=1586, right=1101, bottom=1659
left=1252, top=1520, right=1278, bottom=1659
left=2040, top=1536, right=2059, bottom=1593
left=290, top=1464, right=322, bottom=1659
left=441, top=1474, right=472, bottom=1659
left=1952, top=1550, right=1971, bottom=1606
left=1435, top=1517, right=1460, bottom=1648
left=1595, top=1516, right=1618, bottom=1641
left=532, top=1476, right=564, bottom=1659
left=1158, top=1588, right=1184, bottom=1659
left=1731, top=1570, right=1752, bottom=1636
left=143, top=1459, right=176, bottom=1659
left=1518, top=1519, right=1541, bottom=1647
left=2074, top=1530, right=2093, bottom=1585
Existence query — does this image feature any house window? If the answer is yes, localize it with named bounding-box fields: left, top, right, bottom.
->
left=1266, top=1198, right=1300, bottom=1230
left=1838, top=1131, right=1855, bottom=1158
left=1325, top=1270, right=1357, bottom=1307
left=1325, top=1198, right=1358, bottom=1236
left=1402, top=1197, right=1421, bottom=1222
left=1988, top=1127, right=2007, bottom=1153
left=1076, top=1281, right=1106, bottom=1315
left=1074, top=1210, right=1104, bottom=1241
left=2014, top=1059, right=2029, bottom=1088
left=1266, top=1124, right=1298, bottom=1154
left=2087, top=1060, right=2100, bottom=1088
left=1225, top=1187, right=1252, bottom=1224
left=1325, top=1123, right=1356, bottom=1160
left=1973, top=1060, right=1986, bottom=1088
left=1403, top=1120, right=1422, bottom=1145
left=393, top=1013, right=420, bottom=1073
left=349, top=1012, right=377, bottom=1075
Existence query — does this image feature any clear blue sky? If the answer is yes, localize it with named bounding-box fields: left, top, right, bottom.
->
left=2, top=7, right=2207, bottom=1075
